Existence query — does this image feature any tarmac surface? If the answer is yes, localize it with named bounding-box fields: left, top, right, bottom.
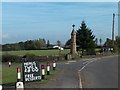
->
left=80, top=56, right=118, bottom=88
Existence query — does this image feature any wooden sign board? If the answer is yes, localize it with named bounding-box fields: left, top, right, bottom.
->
left=23, top=61, right=41, bottom=82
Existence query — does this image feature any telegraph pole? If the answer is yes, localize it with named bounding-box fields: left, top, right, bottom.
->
left=112, top=13, right=115, bottom=46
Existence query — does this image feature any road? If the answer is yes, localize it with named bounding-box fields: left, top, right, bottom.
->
left=80, top=56, right=118, bottom=88
left=40, top=56, right=118, bottom=88
left=40, top=60, right=82, bottom=88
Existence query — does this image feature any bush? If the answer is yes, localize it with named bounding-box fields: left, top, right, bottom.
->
left=2, top=53, right=64, bottom=62
left=23, top=53, right=36, bottom=62
left=86, top=48, right=96, bottom=55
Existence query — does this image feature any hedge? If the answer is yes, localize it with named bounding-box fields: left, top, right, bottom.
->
left=2, top=54, right=61, bottom=62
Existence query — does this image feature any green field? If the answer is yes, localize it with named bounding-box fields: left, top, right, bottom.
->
left=2, top=49, right=70, bottom=56
left=2, top=48, right=102, bottom=56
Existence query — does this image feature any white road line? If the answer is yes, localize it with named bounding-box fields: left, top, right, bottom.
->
left=78, top=71, right=84, bottom=89
left=65, top=62, right=70, bottom=64
left=65, top=61, right=76, bottom=64
left=68, top=61, right=76, bottom=63
left=79, top=60, right=94, bottom=72
left=78, top=59, right=99, bottom=89
left=78, top=56, right=118, bottom=88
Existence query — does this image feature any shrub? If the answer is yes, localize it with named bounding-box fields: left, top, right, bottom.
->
left=23, top=53, right=36, bottom=62
left=86, top=48, right=96, bottom=55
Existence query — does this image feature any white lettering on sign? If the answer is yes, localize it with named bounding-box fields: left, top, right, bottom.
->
left=25, top=74, right=41, bottom=82
left=23, top=61, right=41, bottom=82
left=24, top=61, right=39, bottom=73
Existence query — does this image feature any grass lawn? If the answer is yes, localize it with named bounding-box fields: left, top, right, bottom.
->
left=2, top=62, right=58, bottom=86
left=2, top=49, right=70, bottom=56
left=2, top=62, right=22, bottom=85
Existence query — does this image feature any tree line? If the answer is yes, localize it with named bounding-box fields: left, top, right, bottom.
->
left=2, top=38, right=52, bottom=51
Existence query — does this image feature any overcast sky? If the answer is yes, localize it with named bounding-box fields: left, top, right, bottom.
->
left=2, top=2, right=118, bottom=45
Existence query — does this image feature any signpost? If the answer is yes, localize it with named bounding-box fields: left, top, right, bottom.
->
left=22, top=61, right=41, bottom=82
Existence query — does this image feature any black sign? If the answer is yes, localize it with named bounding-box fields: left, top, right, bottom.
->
left=23, top=61, right=41, bottom=82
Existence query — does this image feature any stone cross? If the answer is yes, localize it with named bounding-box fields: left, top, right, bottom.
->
left=70, top=24, right=77, bottom=59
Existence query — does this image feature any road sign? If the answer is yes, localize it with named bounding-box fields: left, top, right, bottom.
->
left=23, top=61, right=41, bottom=82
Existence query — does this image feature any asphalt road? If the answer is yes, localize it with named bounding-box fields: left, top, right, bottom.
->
left=40, top=56, right=118, bottom=88
left=80, top=56, right=118, bottom=88
left=40, top=60, right=83, bottom=88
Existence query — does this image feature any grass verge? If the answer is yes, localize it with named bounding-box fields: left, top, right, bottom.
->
left=2, top=62, right=59, bottom=87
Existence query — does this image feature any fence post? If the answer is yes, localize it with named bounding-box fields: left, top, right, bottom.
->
left=16, top=68, right=24, bottom=90
left=17, top=68, right=21, bottom=82
left=53, top=61, right=56, bottom=70
left=41, top=65, right=45, bottom=79
left=47, top=63, right=50, bottom=75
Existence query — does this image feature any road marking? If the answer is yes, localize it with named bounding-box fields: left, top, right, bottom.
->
left=82, top=58, right=101, bottom=65
left=79, top=60, right=94, bottom=72
left=78, top=56, right=118, bottom=88
left=65, top=60, right=77, bottom=64
left=78, top=71, right=83, bottom=89
left=68, top=61, right=76, bottom=63
left=65, top=62, right=70, bottom=64
left=78, top=59, right=99, bottom=89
